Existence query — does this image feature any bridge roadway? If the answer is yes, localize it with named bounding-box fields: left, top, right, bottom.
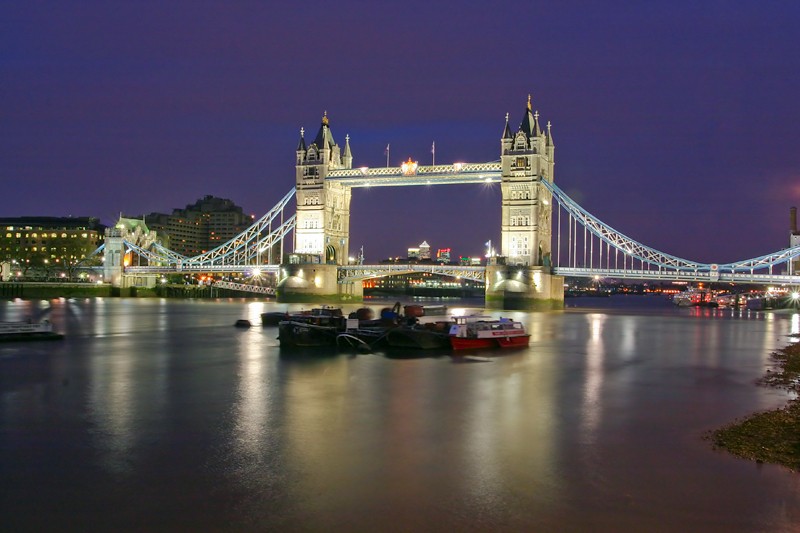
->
left=326, top=162, right=502, bottom=187
left=124, top=263, right=800, bottom=286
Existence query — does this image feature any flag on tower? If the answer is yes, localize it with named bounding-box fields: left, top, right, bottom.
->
left=431, top=141, right=435, bottom=165
left=384, top=143, right=390, bottom=155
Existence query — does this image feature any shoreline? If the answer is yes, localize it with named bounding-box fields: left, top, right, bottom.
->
left=710, top=335, right=800, bottom=471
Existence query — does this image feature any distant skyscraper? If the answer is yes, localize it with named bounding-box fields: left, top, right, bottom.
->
left=419, top=241, right=431, bottom=260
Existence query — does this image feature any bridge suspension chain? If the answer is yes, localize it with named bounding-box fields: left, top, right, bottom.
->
left=542, top=179, right=800, bottom=279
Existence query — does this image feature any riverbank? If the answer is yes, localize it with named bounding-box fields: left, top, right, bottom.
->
left=711, top=337, right=800, bottom=471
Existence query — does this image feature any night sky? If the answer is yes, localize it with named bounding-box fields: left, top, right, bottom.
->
left=3, top=1, right=800, bottom=264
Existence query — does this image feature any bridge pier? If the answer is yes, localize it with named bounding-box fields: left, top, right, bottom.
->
left=276, top=263, right=363, bottom=303
left=485, top=264, right=564, bottom=310
left=103, top=228, right=125, bottom=287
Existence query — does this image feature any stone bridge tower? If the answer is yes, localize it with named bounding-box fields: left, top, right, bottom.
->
left=500, top=95, right=555, bottom=266
left=487, top=96, right=563, bottom=309
left=293, top=113, right=353, bottom=265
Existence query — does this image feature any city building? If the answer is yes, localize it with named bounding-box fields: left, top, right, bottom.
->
left=459, top=256, right=483, bottom=266
left=419, top=240, right=431, bottom=260
left=436, top=248, right=451, bottom=263
left=407, top=240, right=431, bottom=261
left=137, top=196, right=253, bottom=257
left=0, top=216, right=105, bottom=278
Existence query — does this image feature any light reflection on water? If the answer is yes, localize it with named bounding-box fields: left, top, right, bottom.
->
left=1, top=296, right=799, bottom=531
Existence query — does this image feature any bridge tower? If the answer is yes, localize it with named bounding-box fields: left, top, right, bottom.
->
left=486, top=96, right=563, bottom=309
left=278, top=113, right=360, bottom=302
left=293, top=112, right=353, bottom=265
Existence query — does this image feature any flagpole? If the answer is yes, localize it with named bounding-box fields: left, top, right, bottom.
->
left=432, top=141, right=435, bottom=166
left=386, top=143, right=390, bottom=167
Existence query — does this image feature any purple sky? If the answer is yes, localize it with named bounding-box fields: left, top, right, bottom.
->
left=3, top=1, right=800, bottom=264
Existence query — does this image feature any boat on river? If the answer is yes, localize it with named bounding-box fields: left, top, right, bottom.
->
left=385, top=322, right=451, bottom=349
left=448, top=316, right=530, bottom=350
left=0, top=319, right=63, bottom=342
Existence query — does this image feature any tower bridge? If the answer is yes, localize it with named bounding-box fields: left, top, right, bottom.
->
left=101, top=97, right=800, bottom=308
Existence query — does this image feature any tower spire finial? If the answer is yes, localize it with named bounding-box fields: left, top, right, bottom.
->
left=322, top=110, right=329, bottom=125
left=527, top=94, right=532, bottom=111
left=505, top=112, right=509, bottom=122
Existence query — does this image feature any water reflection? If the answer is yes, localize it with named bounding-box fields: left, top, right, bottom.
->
left=582, top=313, right=605, bottom=443
left=2, top=297, right=800, bottom=531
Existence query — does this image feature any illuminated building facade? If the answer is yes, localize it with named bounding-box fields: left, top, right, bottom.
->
left=139, top=196, right=252, bottom=257
left=0, top=217, right=104, bottom=277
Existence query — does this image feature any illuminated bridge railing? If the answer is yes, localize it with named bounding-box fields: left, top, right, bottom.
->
left=553, top=267, right=800, bottom=285
left=125, top=265, right=280, bottom=275
left=327, top=162, right=502, bottom=188
left=212, top=280, right=276, bottom=295
left=338, top=264, right=487, bottom=283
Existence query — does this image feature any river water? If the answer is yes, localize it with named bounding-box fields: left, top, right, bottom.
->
left=1, top=296, right=799, bottom=532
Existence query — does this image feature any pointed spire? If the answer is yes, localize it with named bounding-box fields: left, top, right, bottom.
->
left=502, top=112, right=512, bottom=139
left=519, top=95, right=536, bottom=138
left=313, top=111, right=335, bottom=149
left=296, top=126, right=306, bottom=151
left=546, top=121, right=554, bottom=146
left=532, top=110, right=541, bottom=136
left=343, top=133, right=352, bottom=158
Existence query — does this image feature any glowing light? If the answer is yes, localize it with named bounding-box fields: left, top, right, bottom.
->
left=401, top=158, right=418, bottom=176
left=792, top=292, right=799, bottom=300
left=360, top=167, right=369, bottom=175
left=252, top=268, right=262, bottom=278
left=453, top=162, right=464, bottom=172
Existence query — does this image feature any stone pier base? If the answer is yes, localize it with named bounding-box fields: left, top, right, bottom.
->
left=484, top=265, right=564, bottom=310
left=276, top=263, right=363, bottom=303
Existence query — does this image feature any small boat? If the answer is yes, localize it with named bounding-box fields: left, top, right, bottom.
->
left=403, top=304, right=449, bottom=318
left=234, top=319, right=252, bottom=328
left=260, top=311, right=289, bottom=326
left=385, top=324, right=450, bottom=349
left=448, top=316, right=530, bottom=350
left=0, top=319, right=64, bottom=342
left=278, top=320, right=341, bottom=348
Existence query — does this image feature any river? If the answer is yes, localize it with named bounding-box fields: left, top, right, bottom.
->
left=1, top=296, right=799, bottom=531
